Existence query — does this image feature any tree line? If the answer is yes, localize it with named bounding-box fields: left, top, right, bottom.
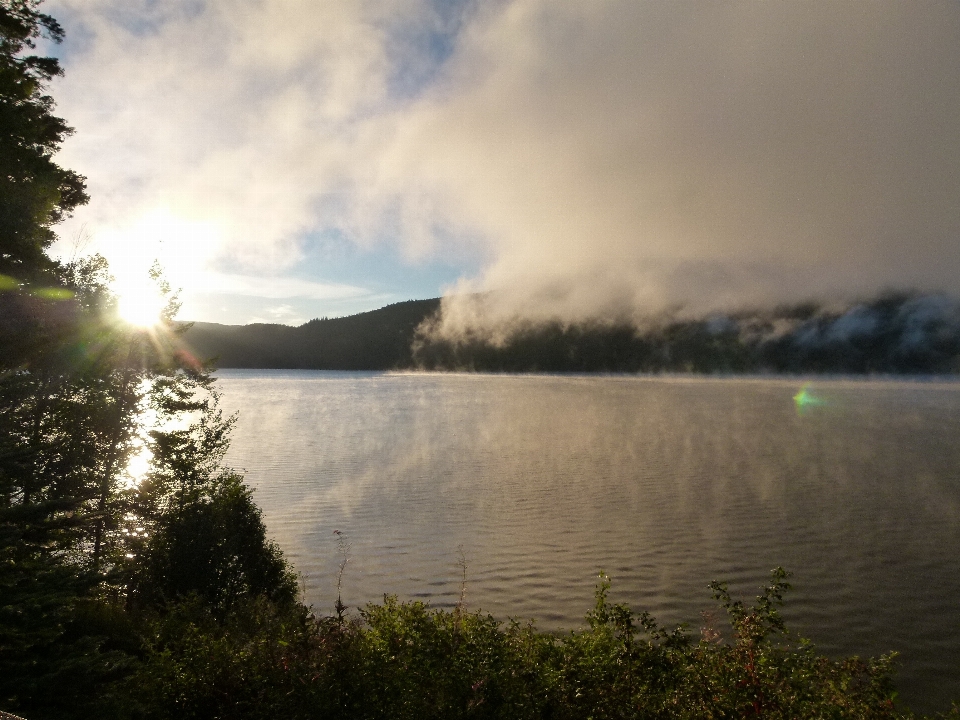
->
left=183, top=298, right=441, bottom=370
left=184, top=292, right=960, bottom=374
left=412, top=292, right=960, bottom=374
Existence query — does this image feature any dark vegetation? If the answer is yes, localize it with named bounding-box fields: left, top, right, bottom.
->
left=105, top=568, right=920, bottom=720
left=413, top=293, right=960, bottom=374
left=1, top=1, right=957, bottom=717
left=183, top=298, right=440, bottom=370
left=184, top=292, right=960, bottom=374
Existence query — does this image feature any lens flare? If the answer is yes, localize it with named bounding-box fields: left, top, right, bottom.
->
left=793, top=384, right=826, bottom=415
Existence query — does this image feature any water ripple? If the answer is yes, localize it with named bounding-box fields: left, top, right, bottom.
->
left=218, top=371, right=960, bottom=712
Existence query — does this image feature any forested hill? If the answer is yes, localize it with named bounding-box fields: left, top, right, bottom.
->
left=183, top=298, right=441, bottom=369
left=183, top=292, right=960, bottom=374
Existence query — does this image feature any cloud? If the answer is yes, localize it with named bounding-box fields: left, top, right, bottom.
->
left=46, top=0, right=960, bottom=333
left=198, top=272, right=369, bottom=301
left=369, top=1, right=960, bottom=333
left=49, top=0, right=463, bottom=267
left=824, top=306, right=881, bottom=344
left=246, top=303, right=305, bottom=326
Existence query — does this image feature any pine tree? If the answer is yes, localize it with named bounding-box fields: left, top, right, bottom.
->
left=0, top=0, right=87, bottom=280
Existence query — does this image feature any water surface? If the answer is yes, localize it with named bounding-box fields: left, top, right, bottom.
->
left=218, top=370, right=960, bottom=712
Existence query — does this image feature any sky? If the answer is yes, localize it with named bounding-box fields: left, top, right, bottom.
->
left=44, top=0, right=960, bottom=329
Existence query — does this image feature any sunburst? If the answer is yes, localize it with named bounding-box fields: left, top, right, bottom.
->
left=116, top=285, right=167, bottom=327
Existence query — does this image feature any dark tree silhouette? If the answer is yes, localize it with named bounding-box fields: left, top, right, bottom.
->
left=0, top=0, right=87, bottom=280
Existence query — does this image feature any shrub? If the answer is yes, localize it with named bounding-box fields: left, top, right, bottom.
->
left=115, top=568, right=909, bottom=720
left=131, top=473, right=298, bottom=615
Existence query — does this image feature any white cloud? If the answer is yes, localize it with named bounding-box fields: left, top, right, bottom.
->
left=246, top=303, right=306, bottom=326
left=45, top=0, right=960, bottom=332
left=49, top=0, right=413, bottom=274
left=198, top=272, right=369, bottom=301
left=365, top=0, right=960, bottom=332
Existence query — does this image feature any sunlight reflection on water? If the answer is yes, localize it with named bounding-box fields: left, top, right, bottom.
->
left=123, top=378, right=201, bottom=488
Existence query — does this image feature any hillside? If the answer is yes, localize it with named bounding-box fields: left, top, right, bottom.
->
left=182, top=292, right=960, bottom=374
left=414, top=293, right=960, bottom=374
left=182, top=298, right=441, bottom=369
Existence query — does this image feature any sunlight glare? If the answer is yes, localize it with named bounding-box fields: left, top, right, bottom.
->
left=116, top=285, right=167, bottom=327
left=96, top=206, right=227, bottom=319
left=123, top=444, right=152, bottom=488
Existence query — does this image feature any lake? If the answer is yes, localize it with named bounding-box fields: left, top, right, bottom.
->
left=216, top=370, right=960, bottom=713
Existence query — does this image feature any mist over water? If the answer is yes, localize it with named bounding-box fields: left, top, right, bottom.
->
left=218, top=370, right=960, bottom=713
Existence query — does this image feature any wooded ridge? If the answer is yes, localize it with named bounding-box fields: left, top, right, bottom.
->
left=183, top=292, right=960, bottom=374
left=183, top=298, right=441, bottom=370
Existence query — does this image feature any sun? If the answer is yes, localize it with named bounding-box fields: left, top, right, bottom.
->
left=97, top=206, right=226, bottom=327
left=116, top=285, right=167, bottom=327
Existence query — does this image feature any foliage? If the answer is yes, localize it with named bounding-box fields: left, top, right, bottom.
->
left=114, top=568, right=921, bottom=720
left=132, top=471, right=298, bottom=614
left=0, top=254, right=145, bottom=716
left=0, top=0, right=88, bottom=279
left=0, top=254, right=302, bottom=716
left=113, top=597, right=319, bottom=720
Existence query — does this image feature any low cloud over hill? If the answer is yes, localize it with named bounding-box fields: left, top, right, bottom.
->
left=183, top=292, right=960, bottom=375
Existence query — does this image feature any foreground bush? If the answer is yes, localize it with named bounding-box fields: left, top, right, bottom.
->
left=113, top=568, right=926, bottom=720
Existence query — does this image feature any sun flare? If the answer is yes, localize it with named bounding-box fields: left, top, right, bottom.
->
left=116, top=286, right=167, bottom=327
left=97, top=206, right=226, bottom=326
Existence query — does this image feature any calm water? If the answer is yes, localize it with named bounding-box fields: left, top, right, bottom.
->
left=217, top=370, right=960, bottom=712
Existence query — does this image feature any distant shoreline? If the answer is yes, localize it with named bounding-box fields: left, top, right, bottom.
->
left=213, top=367, right=960, bottom=384
left=184, top=292, right=960, bottom=375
